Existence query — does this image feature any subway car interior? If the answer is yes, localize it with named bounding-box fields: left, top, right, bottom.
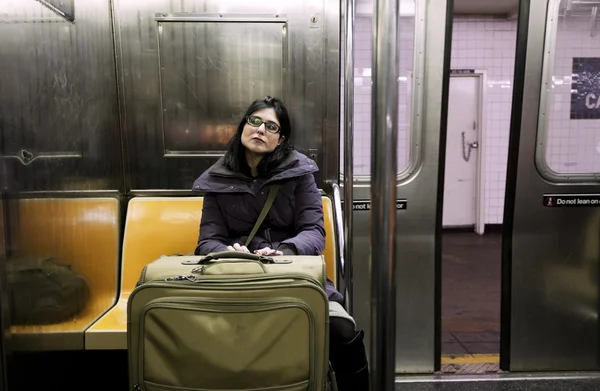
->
left=1, top=0, right=600, bottom=389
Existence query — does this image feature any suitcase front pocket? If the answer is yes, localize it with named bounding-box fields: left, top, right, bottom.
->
left=138, top=297, right=317, bottom=391
left=143, top=379, right=310, bottom=391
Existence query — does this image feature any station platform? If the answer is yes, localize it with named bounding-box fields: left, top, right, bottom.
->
left=442, top=230, right=501, bottom=367
left=395, top=373, right=600, bottom=390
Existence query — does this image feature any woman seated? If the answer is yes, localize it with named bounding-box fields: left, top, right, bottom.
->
left=192, top=96, right=369, bottom=390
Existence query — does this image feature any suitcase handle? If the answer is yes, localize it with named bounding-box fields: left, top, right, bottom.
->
left=181, top=251, right=293, bottom=265
left=199, top=251, right=293, bottom=265
left=202, top=251, right=272, bottom=263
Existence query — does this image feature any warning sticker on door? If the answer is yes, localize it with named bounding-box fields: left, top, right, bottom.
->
left=543, top=194, right=600, bottom=207
left=341, top=200, right=408, bottom=211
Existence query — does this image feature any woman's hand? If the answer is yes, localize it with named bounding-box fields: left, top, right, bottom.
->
left=254, top=247, right=283, bottom=256
left=226, top=243, right=250, bottom=253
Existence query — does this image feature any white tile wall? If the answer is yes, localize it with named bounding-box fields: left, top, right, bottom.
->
left=340, top=17, right=414, bottom=175
left=341, top=15, right=517, bottom=224
left=450, top=16, right=517, bottom=224
left=546, top=18, right=600, bottom=174
left=342, top=13, right=600, bottom=224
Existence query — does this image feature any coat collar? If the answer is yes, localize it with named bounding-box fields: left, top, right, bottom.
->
left=192, top=150, right=318, bottom=193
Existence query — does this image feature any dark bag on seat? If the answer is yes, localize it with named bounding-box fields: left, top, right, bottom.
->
left=6, top=255, right=90, bottom=325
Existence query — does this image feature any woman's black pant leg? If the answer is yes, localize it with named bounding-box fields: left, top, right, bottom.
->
left=329, top=317, right=369, bottom=391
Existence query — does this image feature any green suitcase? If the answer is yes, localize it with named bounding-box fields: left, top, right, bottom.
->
left=127, top=251, right=332, bottom=391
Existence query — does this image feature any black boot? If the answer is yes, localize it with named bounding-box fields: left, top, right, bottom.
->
left=330, top=330, right=370, bottom=391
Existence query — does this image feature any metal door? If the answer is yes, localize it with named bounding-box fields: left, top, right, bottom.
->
left=343, top=0, right=453, bottom=373
left=443, top=76, right=480, bottom=228
left=502, top=0, right=600, bottom=371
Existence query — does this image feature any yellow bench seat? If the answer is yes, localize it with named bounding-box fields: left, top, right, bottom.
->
left=9, top=198, right=120, bottom=351
left=85, top=196, right=337, bottom=350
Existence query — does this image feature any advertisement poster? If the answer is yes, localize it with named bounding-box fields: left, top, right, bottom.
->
left=571, top=57, right=600, bottom=120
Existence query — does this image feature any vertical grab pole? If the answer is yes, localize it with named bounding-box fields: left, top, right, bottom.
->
left=343, top=0, right=355, bottom=314
left=370, top=0, right=399, bottom=388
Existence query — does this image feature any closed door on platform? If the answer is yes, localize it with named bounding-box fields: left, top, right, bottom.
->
left=443, top=75, right=481, bottom=227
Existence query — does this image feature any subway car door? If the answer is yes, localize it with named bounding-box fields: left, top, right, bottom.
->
left=503, top=0, right=600, bottom=371
left=348, top=0, right=453, bottom=373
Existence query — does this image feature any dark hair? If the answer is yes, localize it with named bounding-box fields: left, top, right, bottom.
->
left=223, top=96, right=293, bottom=176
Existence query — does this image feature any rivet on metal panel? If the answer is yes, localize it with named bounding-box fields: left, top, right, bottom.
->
left=310, top=14, right=319, bottom=28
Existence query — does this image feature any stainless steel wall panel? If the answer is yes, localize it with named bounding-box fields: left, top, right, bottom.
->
left=158, top=21, right=285, bottom=156
left=113, top=0, right=339, bottom=192
left=323, top=0, right=341, bottom=185
left=340, top=0, right=354, bottom=309
left=505, top=0, right=600, bottom=371
left=350, top=0, right=451, bottom=373
left=0, top=0, right=122, bottom=192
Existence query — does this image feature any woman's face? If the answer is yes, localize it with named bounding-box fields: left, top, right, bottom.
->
left=240, top=107, right=284, bottom=156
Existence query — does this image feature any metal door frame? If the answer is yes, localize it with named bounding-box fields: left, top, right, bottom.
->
left=344, top=0, right=454, bottom=375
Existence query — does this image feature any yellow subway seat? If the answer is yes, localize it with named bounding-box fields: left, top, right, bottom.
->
left=86, top=196, right=338, bottom=350
left=9, top=198, right=120, bottom=351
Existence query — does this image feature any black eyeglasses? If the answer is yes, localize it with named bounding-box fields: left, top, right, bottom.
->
left=246, top=115, right=281, bottom=134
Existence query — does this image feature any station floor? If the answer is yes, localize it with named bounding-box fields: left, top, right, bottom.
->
left=416, top=230, right=600, bottom=387
left=394, top=375, right=600, bottom=390
left=441, top=230, right=502, bottom=372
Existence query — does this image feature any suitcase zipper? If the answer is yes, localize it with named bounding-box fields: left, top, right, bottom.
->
left=193, top=265, right=207, bottom=274
left=164, top=275, right=196, bottom=281
left=129, top=278, right=327, bottom=316
left=128, top=278, right=327, bottom=332
left=161, top=273, right=322, bottom=286
left=138, top=297, right=319, bottom=391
